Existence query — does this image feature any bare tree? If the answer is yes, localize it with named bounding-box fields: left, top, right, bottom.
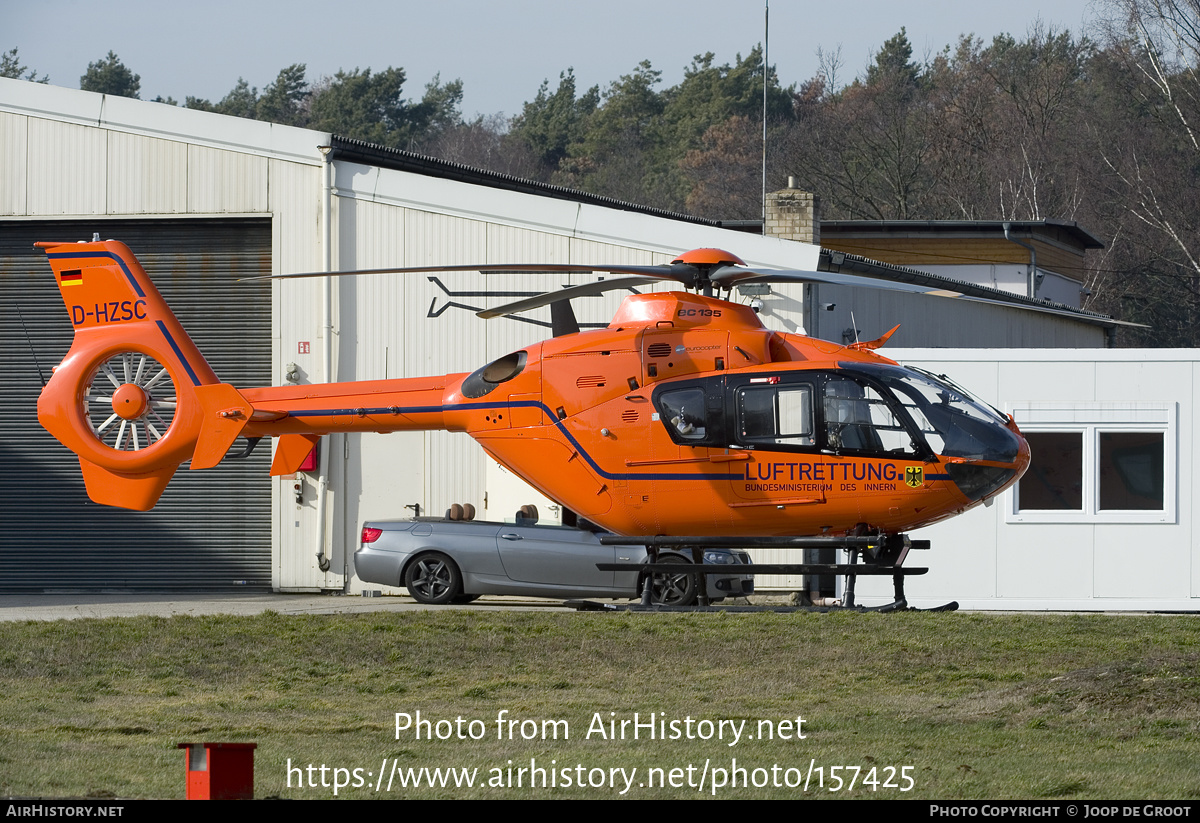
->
left=1088, top=0, right=1200, bottom=342
left=777, top=30, right=939, bottom=220
left=423, top=114, right=544, bottom=180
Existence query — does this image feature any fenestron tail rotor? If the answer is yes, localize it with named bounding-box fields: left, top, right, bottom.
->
left=83, top=352, right=177, bottom=452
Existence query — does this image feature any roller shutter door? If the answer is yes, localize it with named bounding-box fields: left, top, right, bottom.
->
left=0, top=218, right=272, bottom=591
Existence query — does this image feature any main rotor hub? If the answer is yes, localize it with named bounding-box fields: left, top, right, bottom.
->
left=670, top=248, right=748, bottom=294
left=112, top=383, right=149, bottom=420
left=671, top=248, right=747, bottom=268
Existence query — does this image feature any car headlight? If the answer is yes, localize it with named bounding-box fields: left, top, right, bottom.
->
left=702, top=550, right=737, bottom=565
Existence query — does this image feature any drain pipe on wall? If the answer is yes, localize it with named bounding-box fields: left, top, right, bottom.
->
left=315, top=145, right=333, bottom=573
left=1003, top=222, right=1040, bottom=300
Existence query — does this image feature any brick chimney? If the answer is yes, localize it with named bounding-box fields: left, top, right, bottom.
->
left=765, top=179, right=820, bottom=245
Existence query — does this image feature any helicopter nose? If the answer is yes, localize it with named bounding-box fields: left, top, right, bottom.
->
left=945, top=418, right=1030, bottom=502
left=944, top=463, right=1018, bottom=501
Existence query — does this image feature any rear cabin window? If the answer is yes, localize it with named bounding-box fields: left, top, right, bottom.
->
left=658, top=388, right=708, bottom=441
left=737, top=385, right=814, bottom=447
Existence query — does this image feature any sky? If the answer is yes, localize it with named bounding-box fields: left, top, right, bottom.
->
left=5, top=0, right=1103, bottom=119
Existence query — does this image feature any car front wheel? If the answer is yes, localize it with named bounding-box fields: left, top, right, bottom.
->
left=650, top=556, right=698, bottom=606
left=404, top=552, right=463, bottom=605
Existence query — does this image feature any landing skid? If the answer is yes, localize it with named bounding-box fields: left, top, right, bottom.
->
left=591, top=532, right=958, bottom=613
left=567, top=599, right=958, bottom=613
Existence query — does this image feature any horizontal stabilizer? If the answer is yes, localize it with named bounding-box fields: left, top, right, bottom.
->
left=191, top=383, right=253, bottom=470
left=79, top=458, right=177, bottom=511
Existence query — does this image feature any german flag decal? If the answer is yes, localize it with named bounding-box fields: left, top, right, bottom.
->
left=904, top=466, right=923, bottom=487
left=59, top=269, right=83, bottom=287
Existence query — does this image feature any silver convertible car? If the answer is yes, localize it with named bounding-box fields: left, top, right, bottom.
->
left=355, top=513, right=753, bottom=606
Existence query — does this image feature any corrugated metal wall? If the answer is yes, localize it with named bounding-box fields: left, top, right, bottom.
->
left=0, top=218, right=272, bottom=591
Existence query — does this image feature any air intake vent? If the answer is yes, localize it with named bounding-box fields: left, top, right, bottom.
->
left=621, top=410, right=639, bottom=423
left=647, top=343, right=671, bottom=357
left=576, top=375, right=606, bottom=388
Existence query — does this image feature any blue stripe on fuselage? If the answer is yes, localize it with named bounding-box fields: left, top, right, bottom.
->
left=286, top=400, right=740, bottom=482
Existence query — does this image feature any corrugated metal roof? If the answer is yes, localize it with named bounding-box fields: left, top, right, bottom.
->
left=821, top=219, right=1105, bottom=250
left=328, top=135, right=722, bottom=228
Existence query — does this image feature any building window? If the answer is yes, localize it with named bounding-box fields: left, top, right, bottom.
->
left=1009, top=403, right=1175, bottom=524
left=1020, top=431, right=1083, bottom=510
left=1099, top=432, right=1164, bottom=510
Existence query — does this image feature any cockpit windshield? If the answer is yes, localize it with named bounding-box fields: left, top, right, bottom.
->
left=846, top=363, right=1020, bottom=462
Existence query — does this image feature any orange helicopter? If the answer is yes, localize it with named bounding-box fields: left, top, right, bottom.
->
left=34, top=239, right=1030, bottom=596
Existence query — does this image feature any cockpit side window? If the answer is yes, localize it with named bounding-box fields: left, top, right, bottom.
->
left=823, top=378, right=914, bottom=455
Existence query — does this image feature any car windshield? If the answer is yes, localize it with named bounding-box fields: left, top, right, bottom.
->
left=846, top=363, right=1020, bottom=462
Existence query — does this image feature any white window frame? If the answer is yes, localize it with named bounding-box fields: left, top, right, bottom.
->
left=1007, top=402, right=1176, bottom=525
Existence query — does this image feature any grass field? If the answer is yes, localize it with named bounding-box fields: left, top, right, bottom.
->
left=1, top=609, right=1198, bottom=799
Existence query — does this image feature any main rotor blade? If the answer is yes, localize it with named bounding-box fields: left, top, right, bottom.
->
left=477, top=276, right=670, bottom=319
left=710, top=265, right=968, bottom=298
left=711, top=266, right=1148, bottom=327
left=255, top=262, right=695, bottom=281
